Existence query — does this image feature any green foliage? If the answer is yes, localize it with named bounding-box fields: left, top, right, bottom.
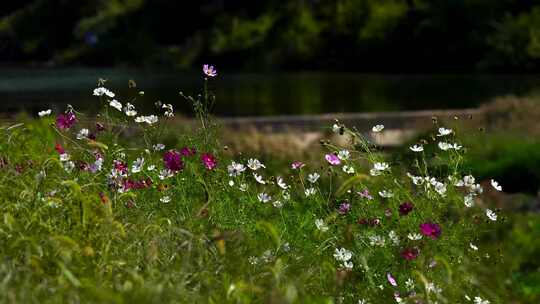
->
left=0, top=78, right=530, bottom=303
left=5, top=1, right=540, bottom=71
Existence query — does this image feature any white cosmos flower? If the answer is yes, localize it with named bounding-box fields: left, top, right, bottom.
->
left=491, top=179, right=502, bottom=191
left=159, top=169, right=174, bottom=180
left=388, top=230, right=399, bottom=245
left=470, top=243, right=479, bottom=251
left=486, top=209, right=497, bottom=221
left=372, top=124, right=384, bottom=132
left=147, top=165, right=156, bottom=171
left=153, top=143, right=165, bottom=151
left=77, top=129, right=90, bottom=140
left=315, top=219, right=329, bottom=232
left=464, top=194, right=475, bottom=207
left=227, top=161, right=246, bottom=177
left=160, top=196, right=171, bottom=203
left=378, top=190, right=394, bottom=198
left=272, top=200, right=283, bottom=208
left=93, top=87, right=115, bottom=98
left=76, top=128, right=89, bottom=140
left=434, top=182, right=447, bottom=196
left=162, top=104, right=174, bottom=117
left=135, top=115, right=158, bottom=125
left=228, top=180, right=235, bottom=187
left=437, top=127, right=452, bottom=136
left=470, top=183, right=483, bottom=195
left=60, top=153, right=70, bottom=162
left=409, top=144, right=424, bottom=152
left=373, top=162, right=389, bottom=171
left=343, top=165, right=355, bottom=174
left=239, top=183, right=248, bottom=192
left=109, top=99, right=122, bottom=111
left=474, top=296, right=490, bottom=304
left=333, top=247, right=353, bottom=262
left=276, top=176, right=288, bottom=189
left=338, top=150, right=350, bottom=160
left=438, top=142, right=451, bottom=151
left=452, top=143, right=463, bottom=150
left=38, top=109, right=52, bottom=117
left=407, top=233, right=423, bottom=240
left=63, top=161, right=75, bottom=173
left=124, top=103, right=137, bottom=116
left=131, top=157, right=144, bottom=173
left=407, top=173, right=424, bottom=185
left=253, top=173, right=266, bottom=184
left=307, top=172, right=320, bottom=183
left=257, top=192, right=271, bottom=203
left=247, top=158, right=265, bottom=170
left=305, top=187, right=316, bottom=197
left=371, top=162, right=389, bottom=176
left=405, top=278, right=415, bottom=290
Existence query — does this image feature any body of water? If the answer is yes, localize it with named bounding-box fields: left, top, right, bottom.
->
left=1, top=68, right=539, bottom=116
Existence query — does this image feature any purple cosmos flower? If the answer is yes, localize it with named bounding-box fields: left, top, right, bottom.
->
left=401, top=248, right=419, bottom=260
left=399, top=202, right=414, bottom=216
left=420, top=222, right=442, bottom=240
left=325, top=153, right=341, bottom=166
left=203, top=64, right=217, bottom=77
left=163, top=150, right=184, bottom=172
left=180, top=146, right=197, bottom=157
left=338, top=201, right=351, bottom=214
left=387, top=273, right=397, bottom=286
left=56, top=112, right=77, bottom=129
left=201, top=153, right=217, bottom=170
left=291, top=161, right=305, bottom=170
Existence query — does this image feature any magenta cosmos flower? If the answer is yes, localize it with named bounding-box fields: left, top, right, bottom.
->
left=203, top=64, right=217, bottom=77
left=325, top=153, right=341, bottom=166
left=163, top=150, right=184, bottom=172
left=56, top=112, right=77, bottom=129
left=401, top=248, right=419, bottom=260
left=201, top=153, right=217, bottom=170
left=398, top=202, right=414, bottom=216
left=420, top=222, right=442, bottom=239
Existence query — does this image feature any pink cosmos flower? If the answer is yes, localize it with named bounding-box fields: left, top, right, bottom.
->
left=180, top=146, right=197, bottom=157
left=401, top=248, right=419, bottom=260
left=357, top=189, right=373, bottom=200
left=325, top=153, right=341, bottom=166
left=201, top=153, right=217, bottom=170
left=291, top=161, right=305, bottom=170
left=56, top=112, right=77, bottom=129
left=420, top=222, right=442, bottom=239
left=387, top=273, right=397, bottom=286
left=203, top=64, right=217, bottom=77
left=163, top=150, right=184, bottom=172
left=399, top=202, right=414, bottom=216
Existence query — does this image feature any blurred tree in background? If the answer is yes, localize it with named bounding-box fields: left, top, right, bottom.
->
left=2, top=0, right=540, bottom=72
